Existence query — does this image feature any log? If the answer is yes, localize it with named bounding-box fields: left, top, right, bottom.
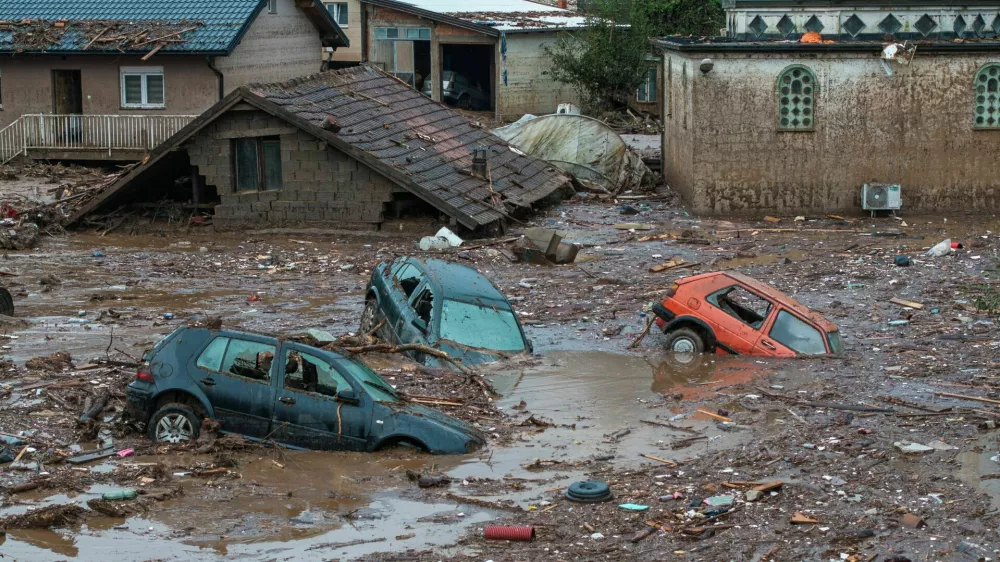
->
left=934, top=391, right=1000, bottom=407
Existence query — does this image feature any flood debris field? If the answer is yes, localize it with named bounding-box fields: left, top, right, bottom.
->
left=0, top=182, right=997, bottom=560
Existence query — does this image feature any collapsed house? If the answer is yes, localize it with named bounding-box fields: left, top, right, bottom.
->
left=69, top=64, right=573, bottom=231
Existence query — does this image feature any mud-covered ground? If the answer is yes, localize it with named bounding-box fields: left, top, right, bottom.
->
left=0, top=177, right=998, bottom=561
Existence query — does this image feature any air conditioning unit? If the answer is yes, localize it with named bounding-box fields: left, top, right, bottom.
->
left=862, top=183, right=902, bottom=212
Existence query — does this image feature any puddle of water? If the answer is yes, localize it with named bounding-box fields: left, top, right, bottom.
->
left=957, top=432, right=1000, bottom=507
left=716, top=249, right=807, bottom=269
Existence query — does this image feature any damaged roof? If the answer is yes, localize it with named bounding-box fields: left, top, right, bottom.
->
left=0, top=0, right=347, bottom=54
left=70, top=65, right=571, bottom=229
left=365, top=0, right=587, bottom=33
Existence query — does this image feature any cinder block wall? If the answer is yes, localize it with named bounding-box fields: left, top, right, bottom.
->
left=186, top=109, right=396, bottom=229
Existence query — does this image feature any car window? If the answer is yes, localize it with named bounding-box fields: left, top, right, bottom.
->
left=440, top=299, right=526, bottom=351
left=708, top=286, right=773, bottom=329
left=770, top=311, right=827, bottom=355
left=335, top=358, right=397, bottom=403
left=283, top=350, right=350, bottom=397
left=454, top=73, right=467, bottom=85
left=196, top=337, right=229, bottom=372
left=394, top=264, right=423, bottom=298
left=411, top=286, right=434, bottom=324
left=827, top=330, right=845, bottom=354
left=221, top=339, right=275, bottom=382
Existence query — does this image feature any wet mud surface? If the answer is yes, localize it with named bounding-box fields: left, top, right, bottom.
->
left=0, top=191, right=998, bottom=560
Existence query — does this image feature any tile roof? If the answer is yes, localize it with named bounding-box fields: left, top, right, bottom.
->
left=365, top=0, right=586, bottom=33
left=72, top=65, right=571, bottom=229
left=0, top=0, right=264, bottom=54
left=247, top=65, right=571, bottom=227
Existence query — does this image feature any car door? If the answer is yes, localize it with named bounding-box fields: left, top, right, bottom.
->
left=379, top=261, right=425, bottom=344
left=398, top=282, right=434, bottom=359
left=192, top=333, right=277, bottom=438
left=704, top=285, right=775, bottom=354
left=270, top=343, right=370, bottom=451
left=755, top=308, right=827, bottom=357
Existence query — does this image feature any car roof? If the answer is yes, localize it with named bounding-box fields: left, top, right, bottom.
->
left=682, top=271, right=839, bottom=332
left=406, top=257, right=510, bottom=305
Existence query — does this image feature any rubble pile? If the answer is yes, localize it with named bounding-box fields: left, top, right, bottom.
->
left=1, top=19, right=203, bottom=53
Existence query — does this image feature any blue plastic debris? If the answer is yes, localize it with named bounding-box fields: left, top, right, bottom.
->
left=619, top=503, right=649, bottom=511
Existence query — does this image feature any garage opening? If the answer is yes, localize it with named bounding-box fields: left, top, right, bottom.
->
left=440, top=44, right=494, bottom=111
left=373, top=27, right=432, bottom=90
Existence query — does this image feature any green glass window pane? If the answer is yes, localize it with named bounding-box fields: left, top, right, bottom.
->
left=235, top=138, right=259, bottom=191
left=145, top=74, right=164, bottom=105
left=419, top=28, right=431, bottom=39
left=262, top=139, right=282, bottom=190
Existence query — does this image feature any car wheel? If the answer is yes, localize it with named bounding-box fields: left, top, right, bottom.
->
left=664, top=327, right=705, bottom=354
left=359, top=298, right=380, bottom=335
left=457, top=95, right=471, bottom=110
left=148, top=403, right=201, bottom=444
left=0, top=287, right=13, bottom=317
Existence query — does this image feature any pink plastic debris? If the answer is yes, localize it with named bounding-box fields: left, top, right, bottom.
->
left=116, top=448, right=134, bottom=457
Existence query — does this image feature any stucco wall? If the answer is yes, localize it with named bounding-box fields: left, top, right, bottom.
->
left=499, top=32, right=580, bottom=120
left=328, top=0, right=363, bottom=62
left=214, top=0, right=324, bottom=92
left=186, top=108, right=396, bottom=229
left=662, top=50, right=1000, bottom=214
left=661, top=55, right=695, bottom=203
left=0, top=56, right=217, bottom=128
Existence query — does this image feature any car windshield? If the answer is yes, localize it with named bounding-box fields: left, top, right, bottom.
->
left=439, top=299, right=526, bottom=352
left=334, top=359, right=398, bottom=403
left=827, top=330, right=845, bottom=354
left=442, top=71, right=455, bottom=81
left=769, top=310, right=828, bottom=355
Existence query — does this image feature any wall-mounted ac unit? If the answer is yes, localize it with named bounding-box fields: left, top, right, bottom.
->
left=862, top=183, right=902, bottom=212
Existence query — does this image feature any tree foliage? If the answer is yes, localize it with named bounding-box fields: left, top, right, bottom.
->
left=544, top=0, right=723, bottom=113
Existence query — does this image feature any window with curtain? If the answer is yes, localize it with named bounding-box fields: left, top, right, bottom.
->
left=233, top=136, right=283, bottom=191
left=120, top=67, right=165, bottom=108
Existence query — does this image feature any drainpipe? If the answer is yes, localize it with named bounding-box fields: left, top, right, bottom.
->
left=206, top=56, right=224, bottom=101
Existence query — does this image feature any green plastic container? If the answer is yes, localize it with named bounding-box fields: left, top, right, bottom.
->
left=102, top=489, right=138, bottom=501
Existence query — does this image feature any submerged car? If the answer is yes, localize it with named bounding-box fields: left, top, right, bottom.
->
left=125, top=327, right=484, bottom=454
left=421, top=71, right=489, bottom=110
left=652, top=271, right=843, bottom=357
left=361, top=257, right=531, bottom=366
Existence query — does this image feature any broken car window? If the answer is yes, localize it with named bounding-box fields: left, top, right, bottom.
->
left=394, top=264, right=423, bottom=298
left=221, top=339, right=276, bottom=382
left=282, top=350, right=350, bottom=397
left=411, top=287, right=434, bottom=324
left=708, top=286, right=773, bottom=329
left=769, top=310, right=827, bottom=355
left=196, top=337, right=229, bottom=372
left=439, top=299, right=526, bottom=352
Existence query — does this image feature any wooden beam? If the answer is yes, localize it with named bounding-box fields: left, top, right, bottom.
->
left=133, top=26, right=198, bottom=47
left=140, top=42, right=165, bottom=61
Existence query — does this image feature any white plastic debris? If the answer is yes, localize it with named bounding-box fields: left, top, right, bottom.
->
left=418, top=227, right=463, bottom=251
left=894, top=441, right=934, bottom=454
left=926, top=239, right=952, bottom=257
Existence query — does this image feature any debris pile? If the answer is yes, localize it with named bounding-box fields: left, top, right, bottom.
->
left=1, top=19, right=203, bottom=56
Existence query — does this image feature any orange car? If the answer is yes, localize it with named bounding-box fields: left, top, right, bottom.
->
left=652, top=272, right=843, bottom=357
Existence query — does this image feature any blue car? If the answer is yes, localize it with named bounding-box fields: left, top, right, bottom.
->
left=125, top=327, right=484, bottom=454
left=361, top=257, right=532, bottom=366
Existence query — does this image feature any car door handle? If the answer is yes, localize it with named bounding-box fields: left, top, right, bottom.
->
left=760, top=340, right=776, bottom=350
left=200, top=377, right=216, bottom=386
left=278, top=396, right=296, bottom=405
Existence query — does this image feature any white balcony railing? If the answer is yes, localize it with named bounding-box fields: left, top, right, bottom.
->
left=0, top=114, right=197, bottom=165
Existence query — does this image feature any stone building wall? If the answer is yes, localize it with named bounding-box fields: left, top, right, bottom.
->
left=186, top=108, right=397, bottom=229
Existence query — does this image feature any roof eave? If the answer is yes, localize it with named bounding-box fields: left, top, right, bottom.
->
left=0, top=49, right=230, bottom=56
left=360, top=0, right=500, bottom=36
left=299, top=0, right=350, bottom=48
left=221, top=0, right=270, bottom=55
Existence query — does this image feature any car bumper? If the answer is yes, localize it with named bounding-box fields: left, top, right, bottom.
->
left=125, top=386, right=154, bottom=422
left=652, top=302, right=675, bottom=329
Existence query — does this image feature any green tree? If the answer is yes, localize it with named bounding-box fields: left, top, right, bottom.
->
left=544, top=0, right=653, bottom=113
left=544, top=0, right=724, bottom=113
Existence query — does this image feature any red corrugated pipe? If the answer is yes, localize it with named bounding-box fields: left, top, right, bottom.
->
left=485, top=526, right=535, bottom=541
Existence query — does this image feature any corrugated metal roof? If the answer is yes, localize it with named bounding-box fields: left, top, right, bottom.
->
left=0, top=0, right=263, bottom=54
left=249, top=65, right=571, bottom=226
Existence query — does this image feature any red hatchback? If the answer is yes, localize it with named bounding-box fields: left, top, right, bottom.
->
left=652, top=272, right=843, bottom=357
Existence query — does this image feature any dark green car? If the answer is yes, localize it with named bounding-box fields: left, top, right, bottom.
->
left=361, top=257, right=532, bottom=366
left=125, top=327, right=484, bottom=454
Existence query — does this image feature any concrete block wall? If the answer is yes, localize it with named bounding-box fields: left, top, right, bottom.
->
left=192, top=111, right=396, bottom=230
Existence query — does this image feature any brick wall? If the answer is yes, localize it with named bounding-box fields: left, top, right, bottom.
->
left=186, top=108, right=396, bottom=229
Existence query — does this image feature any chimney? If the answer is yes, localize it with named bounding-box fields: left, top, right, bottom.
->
left=471, top=147, right=489, bottom=177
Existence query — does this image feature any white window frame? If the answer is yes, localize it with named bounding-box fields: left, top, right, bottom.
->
left=326, top=2, right=349, bottom=27
left=120, top=66, right=165, bottom=109
left=268, top=0, right=277, bottom=13
left=636, top=67, right=657, bottom=103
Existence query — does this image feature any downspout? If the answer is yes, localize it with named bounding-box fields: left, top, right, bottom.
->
left=206, top=56, right=224, bottom=101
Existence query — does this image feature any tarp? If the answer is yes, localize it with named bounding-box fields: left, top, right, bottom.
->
left=493, top=114, right=652, bottom=193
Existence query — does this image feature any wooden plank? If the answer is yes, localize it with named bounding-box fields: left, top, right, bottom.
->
left=141, top=42, right=165, bottom=61
left=889, top=297, right=924, bottom=310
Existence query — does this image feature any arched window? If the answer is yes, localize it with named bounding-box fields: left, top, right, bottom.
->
left=776, top=65, right=817, bottom=131
left=974, top=63, right=1000, bottom=129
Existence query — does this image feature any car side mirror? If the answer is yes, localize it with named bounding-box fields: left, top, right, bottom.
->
left=337, top=389, right=359, bottom=404
left=411, top=318, right=428, bottom=333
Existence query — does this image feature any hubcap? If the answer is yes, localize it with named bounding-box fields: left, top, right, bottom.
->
left=155, top=413, right=193, bottom=443
left=671, top=337, right=696, bottom=353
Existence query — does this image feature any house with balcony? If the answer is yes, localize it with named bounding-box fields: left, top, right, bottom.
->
left=655, top=0, right=1000, bottom=215
left=0, top=0, right=348, bottom=164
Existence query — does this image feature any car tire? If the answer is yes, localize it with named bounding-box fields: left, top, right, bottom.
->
left=148, top=403, right=201, bottom=444
left=664, top=327, right=705, bottom=354
left=458, top=95, right=471, bottom=110
left=359, top=298, right=380, bottom=336
left=0, top=287, right=13, bottom=317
